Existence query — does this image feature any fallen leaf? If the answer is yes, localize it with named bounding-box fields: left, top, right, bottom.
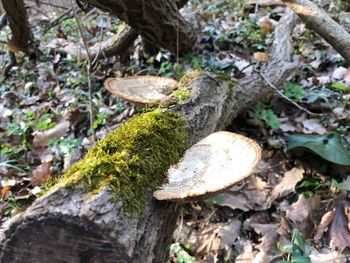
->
left=332, top=67, right=347, bottom=80
left=1, top=186, right=10, bottom=200
left=259, top=16, right=274, bottom=33
left=280, top=122, right=297, bottom=132
left=330, top=199, right=350, bottom=252
left=266, top=167, right=304, bottom=206
left=188, top=223, right=221, bottom=256
left=7, top=40, right=18, bottom=54
left=254, top=52, right=268, bottom=62
left=314, top=209, right=336, bottom=242
left=251, top=223, right=279, bottom=262
left=188, top=219, right=241, bottom=256
left=235, top=59, right=253, bottom=75
left=301, top=119, right=327, bottom=135
left=310, top=247, right=348, bottom=263
left=30, top=162, right=52, bottom=187
left=202, top=253, right=218, bottom=263
left=220, top=175, right=269, bottom=211
left=286, top=195, right=321, bottom=237
left=36, top=147, right=53, bottom=163
left=317, top=76, right=331, bottom=85
left=218, top=219, right=242, bottom=249
left=234, top=238, right=255, bottom=263
left=332, top=107, right=349, bottom=120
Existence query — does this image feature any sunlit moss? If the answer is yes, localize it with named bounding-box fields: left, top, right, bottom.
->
left=171, top=71, right=200, bottom=102
left=44, top=109, right=188, bottom=216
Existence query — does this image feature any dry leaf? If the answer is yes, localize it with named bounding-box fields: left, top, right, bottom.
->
left=310, top=247, right=348, bottom=263
left=266, top=167, right=304, bottom=206
left=332, top=67, right=347, bottom=80
left=301, top=119, right=327, bottom=134
left=286, top=195, right=321, bottom=237
left=188, top=219, right=241, bottom=256
left=259, top=16, right=274, bottom=33
left=36, top=147, right=53, bottom=163
left=314, top=209, right=336, bottom=242
left=30, top=162, right=52, bottom=187
left=7, top=40, right=18, bottom=54
left=330, top=199, right=350, bottom=252
left=280, top=122, right=297, bottom=132
left=251, top=223, right=279, bottom=262
left=254, top=52, right=268, bottom=62
left=202, top=253, right=218, bottom=263
left=234, top=238, right=255, bottom=263
left=317, top=76, right=331, bottom=85
left=220, top=175, right=269, bottom=211
left=218, top=219, right=241, bottom=249
left=1, top=186, right=10, bottom=200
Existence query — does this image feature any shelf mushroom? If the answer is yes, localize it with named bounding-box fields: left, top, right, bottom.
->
left=153, top=131, right=261, bottom=201
left=104, top=76, right=178, bottom=105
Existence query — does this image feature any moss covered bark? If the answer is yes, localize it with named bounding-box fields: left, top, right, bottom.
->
left=45, top=109, right=188, bottom=215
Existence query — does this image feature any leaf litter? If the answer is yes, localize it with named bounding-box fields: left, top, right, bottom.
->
left=1, top=0, right=350, bottom=262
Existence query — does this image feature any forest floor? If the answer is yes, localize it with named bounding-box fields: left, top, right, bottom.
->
left=1, top=0, right=350, bottom=262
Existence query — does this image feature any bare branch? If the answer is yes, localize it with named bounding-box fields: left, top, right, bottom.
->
left=282, top=0, right=350, bottom=64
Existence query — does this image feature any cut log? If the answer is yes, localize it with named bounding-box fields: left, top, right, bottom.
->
left=0, top=11, right=297, bottom=263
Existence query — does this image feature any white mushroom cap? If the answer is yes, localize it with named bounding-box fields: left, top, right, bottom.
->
left=104, top=76, right=178, bottom=105
left=153, top=131, right=261, bottom=201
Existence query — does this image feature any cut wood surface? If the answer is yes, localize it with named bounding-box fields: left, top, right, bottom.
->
left=0, top=12, right=297, bottom=263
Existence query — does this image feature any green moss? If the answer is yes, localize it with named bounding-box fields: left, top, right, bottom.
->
left=171, top=71, right=200, bottom=102
left=45, top=109, right=188, bottom=216
left=172, top=88, right=191, bottom=101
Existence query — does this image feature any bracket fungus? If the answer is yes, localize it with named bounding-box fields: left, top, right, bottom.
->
left=104, top=76, right=178, bottom=105
left=153, top=131, right=261, bottom=202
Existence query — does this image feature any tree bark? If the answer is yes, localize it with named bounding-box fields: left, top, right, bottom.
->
left=0, top=11, right=297, bottom=263
left=282, top=0, right=350, bottom=64
left=1, top=0, right=38, bottom=56
left=80, top=0, right=197, bottom=53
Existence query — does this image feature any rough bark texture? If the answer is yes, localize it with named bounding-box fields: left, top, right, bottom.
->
left=282, top=0, right=350, bottom=64
left=0, top=11, right=297, bottom=263
left=61, top=0, right=191, bottom=59
left=90, top=26, right=138, bottom=59
left=1, top=0, right=37, bottom=56
left=80, top=0, right=197, bottom=53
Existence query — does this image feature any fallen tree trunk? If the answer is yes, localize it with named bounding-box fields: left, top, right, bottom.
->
left=0, top=11, right=297, bottom=263
left=61, top=0, right=192, bottom=60
left=80, top=0, right=197, bottom=53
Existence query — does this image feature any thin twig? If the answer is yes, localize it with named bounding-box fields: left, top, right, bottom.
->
left=43, top=8, right=73, bottom=34
left=256, top=70, right=323, bottom=116
left=71, top=0, right=96, bottom=142
left=90, top=16, right=104, bottom=72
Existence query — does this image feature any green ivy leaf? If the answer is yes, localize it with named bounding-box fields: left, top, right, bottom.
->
left=288, top=134, right=350, bottom=165
left=284, top=82, right=305, bottom=102
left=329, top=82, right=350, bottom=92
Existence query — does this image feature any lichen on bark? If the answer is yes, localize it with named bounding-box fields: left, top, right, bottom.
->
left=44, top=109, right=188, bottom=215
